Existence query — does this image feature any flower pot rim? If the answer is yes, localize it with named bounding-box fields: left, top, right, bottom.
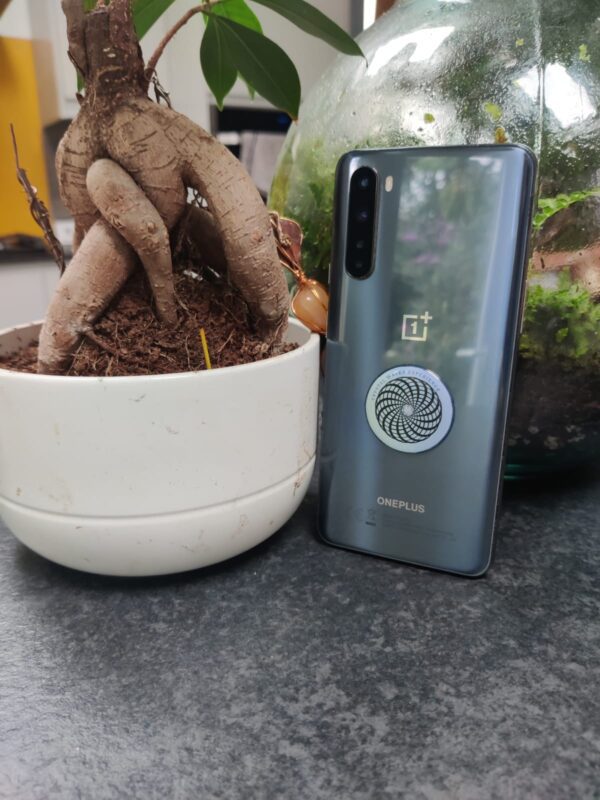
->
left=0, top=317, right=319, bottom=383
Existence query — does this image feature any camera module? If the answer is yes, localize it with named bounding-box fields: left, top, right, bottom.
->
left=346, top=166, right=377, bottom=279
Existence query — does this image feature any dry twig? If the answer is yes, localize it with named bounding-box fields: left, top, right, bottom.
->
left=151, top=74, right=172, bottom=108
left=10, top=125, right=66, bottom=274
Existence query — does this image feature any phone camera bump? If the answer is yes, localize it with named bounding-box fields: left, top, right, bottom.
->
left=346, top=165, right=377, bottom=279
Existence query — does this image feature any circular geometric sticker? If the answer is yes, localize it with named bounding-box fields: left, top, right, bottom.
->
left=366, top=366, right=454, bottom=453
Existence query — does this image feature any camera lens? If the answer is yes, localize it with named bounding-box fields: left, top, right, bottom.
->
left=347, top=166, right=376, bottom=279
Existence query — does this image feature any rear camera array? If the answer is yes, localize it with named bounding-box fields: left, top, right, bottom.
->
left=346, top=166, right=377, bottom=279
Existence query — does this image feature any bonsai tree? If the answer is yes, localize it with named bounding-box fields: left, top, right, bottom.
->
left=33, top=0, right=361, bottom=374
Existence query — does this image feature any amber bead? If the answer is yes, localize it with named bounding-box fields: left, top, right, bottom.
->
left=291, top=279, right=329, bottom=334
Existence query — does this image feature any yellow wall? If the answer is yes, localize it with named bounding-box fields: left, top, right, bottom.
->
left=0, top=36, right=50, bottom=238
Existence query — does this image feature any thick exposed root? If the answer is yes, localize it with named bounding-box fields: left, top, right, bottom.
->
left=61, top=0, right=88, bottom=75
left=111, top=99, right=290, bottom=336
left=56, top=113, right=101, bottom=239
left=87, top=158, right=177, bottom=324
left=38, top=219, right=137, bottom=373
left=105, top=100, right=186, bottom=228
left=178, top=115, right=290, bottom=335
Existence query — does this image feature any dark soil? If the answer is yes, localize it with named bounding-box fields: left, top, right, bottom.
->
left=0, top=268, right=294, bottom=376
left=508, top=357, right=600, bottom=469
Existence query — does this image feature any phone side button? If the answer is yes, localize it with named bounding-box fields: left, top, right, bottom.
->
left=519, top=287, right=528, bottom=334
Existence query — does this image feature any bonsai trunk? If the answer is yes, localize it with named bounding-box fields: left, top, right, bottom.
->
left=39, top=0, right=289, bottom=374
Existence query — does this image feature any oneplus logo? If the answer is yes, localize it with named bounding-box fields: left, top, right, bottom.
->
left=402, top=311, right=433, bottom=342
left=377, top=496, right=425, bottom=514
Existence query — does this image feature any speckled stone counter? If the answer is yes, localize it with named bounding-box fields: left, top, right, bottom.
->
left=1, top=468, right=599, bottom=800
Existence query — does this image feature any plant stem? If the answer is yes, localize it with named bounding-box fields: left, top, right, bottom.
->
left=145, top=4, right=212, bottom=81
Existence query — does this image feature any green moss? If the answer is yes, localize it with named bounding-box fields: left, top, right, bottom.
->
left=270, top=141, right=346, bottom=279
left=521, top=272, right=600, bottom=367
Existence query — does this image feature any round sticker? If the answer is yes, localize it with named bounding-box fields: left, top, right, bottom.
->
left=365, top=366, right=453, bottom=453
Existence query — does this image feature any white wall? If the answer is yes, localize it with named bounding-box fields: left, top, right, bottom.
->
left=0, top=2, right=33, bottom=39
left=0, top=261, right=59, bottom=329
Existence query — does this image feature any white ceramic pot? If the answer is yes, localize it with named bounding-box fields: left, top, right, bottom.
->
left=0, top=319, right=319, bottom=576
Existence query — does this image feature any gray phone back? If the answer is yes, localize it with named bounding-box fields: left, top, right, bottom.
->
left=318, top=145, right=536, bottom=576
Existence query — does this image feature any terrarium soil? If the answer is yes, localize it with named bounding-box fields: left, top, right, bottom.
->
left=0, top=269, right=295, bottom=377
left=509, top=357, right=600, bottom=457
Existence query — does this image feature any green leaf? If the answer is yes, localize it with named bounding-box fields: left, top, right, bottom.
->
left=132, top=0, right=178, bottom=39
left=251, top=0, right=363, bottom=58
left=200, top=16, right=237, bottom=110
left=209, top=0, right=262, bottom=32
left=533, top=187, right=600, bottom=231
left=83, top=0, right=97, bottom=10
left=201, top=1, right=261, bottom=99
left=209, top=16, right=300, bottom=118
left=204, top=0, right=262, bottom=100
left=423, top=112, right=435, bottom=124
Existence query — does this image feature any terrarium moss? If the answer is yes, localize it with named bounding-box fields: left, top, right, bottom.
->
left=269, top=138, right=336, bottom=282
left=521, top=272, right=600, bottom=368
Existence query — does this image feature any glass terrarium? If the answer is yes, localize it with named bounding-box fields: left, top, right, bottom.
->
left=270, top=0, right=600, bottom=476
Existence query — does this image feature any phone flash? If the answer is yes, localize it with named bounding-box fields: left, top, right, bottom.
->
left=385, top=175, right=394, bottom=192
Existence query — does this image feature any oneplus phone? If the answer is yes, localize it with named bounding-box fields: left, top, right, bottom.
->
left=318, top=145, right=537, bottom=576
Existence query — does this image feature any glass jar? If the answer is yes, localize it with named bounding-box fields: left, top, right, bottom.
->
left=270, top=0, right=600, bottom=476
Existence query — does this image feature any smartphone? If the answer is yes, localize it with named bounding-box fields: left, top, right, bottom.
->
left=318, top=145, right=537, bottom=576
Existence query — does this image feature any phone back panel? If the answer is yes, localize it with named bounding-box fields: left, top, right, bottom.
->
left=318, top=145, right=536, bottom=575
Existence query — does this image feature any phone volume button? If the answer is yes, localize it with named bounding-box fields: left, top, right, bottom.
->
left=519, top=286, right=528, bottom=334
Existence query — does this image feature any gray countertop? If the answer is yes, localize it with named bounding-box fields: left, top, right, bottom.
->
left=1, top=468, right=599, bottom=800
